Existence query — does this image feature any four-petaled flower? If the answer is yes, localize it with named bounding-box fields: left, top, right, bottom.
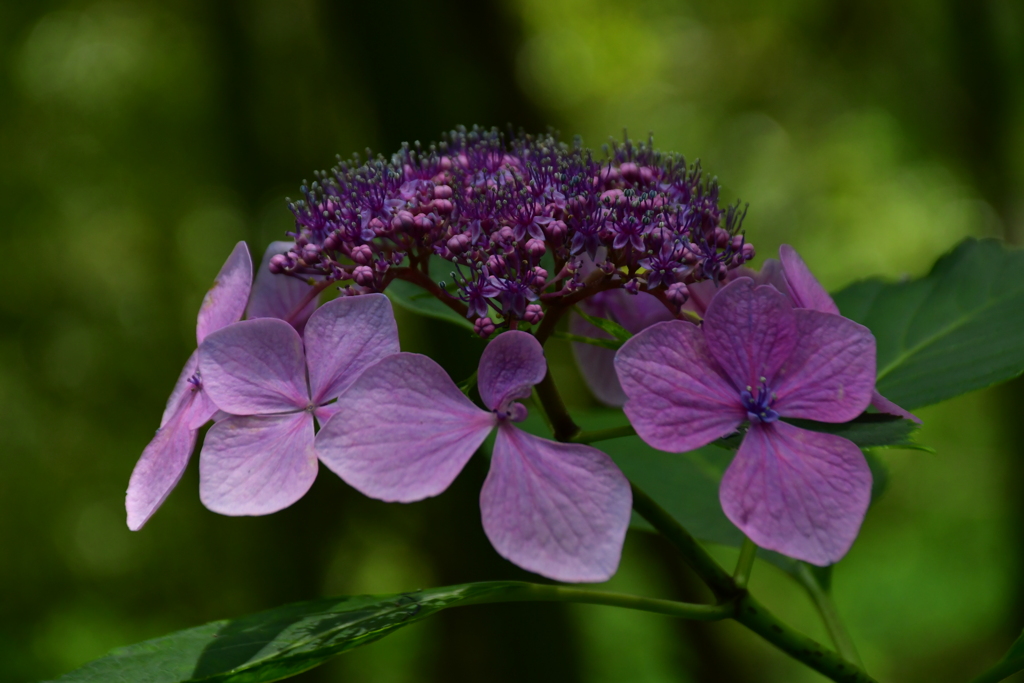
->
left=315, top=331, right=632, bottom=582
left=196, top=294, right=399, bottom=516
left=126, top=242, right=253, bottom=531
left=615, top=278, right=876, bottom=565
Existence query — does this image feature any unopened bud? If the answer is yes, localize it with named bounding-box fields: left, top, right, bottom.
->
left=525, top=238, right=547, bottom=258
left=351, top=244, right=373, bottom=265
left=447, top=233, right=472, bottom=254
left=353, top=265, right=375, bottom=287
left=433, top=184, right=453, bottom=199
left=523, top=304, right=544, bottom=324
left=474, top=316, right=496, bottom=338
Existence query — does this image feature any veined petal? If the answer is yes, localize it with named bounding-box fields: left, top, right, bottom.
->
left=246, top=241, right=320, bottom=330
left=316, top=353, right=496, bottom=502
left=161, top=351, right=199, bottom=428
left=199, top=319, right=309, bottom=414
left=703, top=278, right=798, bottom=391
left=305, top=294, right=400, bottom=406
left=478, top=331, right=547, bottom=412
left=199, top=412, right=317, bottom=516
left=615, top=321, right=745, bottom=452
left=126, top=408, right=198, bottom=531
left=570, top=313, right=626, bottom=407
left=870, top=390, right=921, bottom=424
left=481, top=425, right=631, bottom=583
left=772, top=309, right=875, bottom=422
left=779, top=244, right=840, bottom=315
left=719, top=421, right=871, bottom=566
left=196, top=242, right=253, bottom=345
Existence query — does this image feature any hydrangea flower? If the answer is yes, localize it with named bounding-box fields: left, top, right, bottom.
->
left=315, top=331, right=632, bottom=583
left=126, top=242, right=252, bottom=531
left=778, top=244, right=919, bottom=423
left=614, top=278, right=876, bottom=565
left=196, top=294, right=399, bottom=516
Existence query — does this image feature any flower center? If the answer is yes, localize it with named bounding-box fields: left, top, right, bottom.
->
left=187, top=372, right=202, bottom=392
left=740, top=378, right=779, bottom=424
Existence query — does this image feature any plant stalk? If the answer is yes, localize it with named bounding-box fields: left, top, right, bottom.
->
left=795, top=563, right=863, bottom=668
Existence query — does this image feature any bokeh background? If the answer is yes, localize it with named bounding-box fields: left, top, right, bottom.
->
left=1, top=1, right=1023, bottom=681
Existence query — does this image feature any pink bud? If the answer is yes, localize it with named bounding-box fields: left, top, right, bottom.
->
left=666, top=282, right=689, bottom=306
left=619, top=162, right=640, bottom=182
left=525, top=238, right=547, bottom=258
left=353, top=265, right=375, bottom=287
left=474, top=316, right=496, bottom=338
left=714, top=227, right=730, bottom=248
left=741, top=243, right=755, bottom=260
left=487, top=255, right=507, bottom=276
left=301, top=244, right=320, bottom=263
left=524, top=304, right=544, bottom=324
left=351, top=244, right=373, bottom=265
left=433, top=184, right=453, bottom=199
left=392, top=210, right=415, bottom=231
left=269, top=254, right=289, bottom=274
left=544, top=219, right=567, bottom=244
left=447, top=233, right=471, bottom=254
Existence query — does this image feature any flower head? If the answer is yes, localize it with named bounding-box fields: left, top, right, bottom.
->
left=615, top=278, right=877, bottom=565
left=196, top=294, right=399, bottom=516
left=315, top=331, right=632, bottom=582
left=126, top=242, right=325, bottom=530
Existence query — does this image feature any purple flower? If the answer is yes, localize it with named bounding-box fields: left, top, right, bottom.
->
left=126, top=242, right=253, bottom=531
left=315, top=331, right=632, bottom=582
left=614, top=279, right=876, bottom=565
left=778, top=245, right=919, bottom=423
left=195, top=294, right=399, bottom=516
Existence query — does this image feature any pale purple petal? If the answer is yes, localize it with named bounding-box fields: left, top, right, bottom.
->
left=199, top=412, right=317, bottom=516
left=316, top=353, right=496, bottom=502
left=779, top=244, right=840, bottom=315
left=719, top=421, right=871, bottom=566
left=703, top=278, right=798, bottom=391
left=602, top=290, right=672, bottom=334
left=478, top=331, right=547, bottom=412
left=126, top=408, right=197, bottom=531
left=615, top=321, right=746, bottom=452
left=683, top=279, right=719, bottom=317
left=246, top=241, right=320, bottom=329
left=772, top=309, right=875, bottom=422
left=198, top=319, right=309, bottom=414
left=304, top=294, right=400, bottom=405
left=196, top=242, right=253, bottom=345
left=481, top=424, right=631, bottom=582
left=870, top=390, right=921, bottom=423
left=161, top=351, right=199, bottom=427
left=570, top=313, right=626, bottom=407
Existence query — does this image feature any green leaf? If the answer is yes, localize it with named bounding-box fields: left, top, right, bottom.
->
left=786, top=414, right=929, bottom=452
left=970, top=629, right=1024, bottom=683
left=832, top=238, right=1024, bottom=410
left=385, top=258, right=474, bottom=331
left=50, top=582, right=518, bottom=683
left=573, top=308, right=633, bottom=342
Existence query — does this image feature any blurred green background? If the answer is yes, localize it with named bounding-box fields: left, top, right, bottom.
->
left=1, top=1, right=1022, bottom=681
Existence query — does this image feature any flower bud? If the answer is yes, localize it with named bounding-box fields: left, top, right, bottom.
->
left=474, top=316, right=496, bottom=338
left=714, top=227, right=730, bottom=248
left=433, top=199, right=454, bottom=214
left=524, top=304, right=544, bottom=324
left=433, top=184, right=453, bottom=199
left=351, top=244, right=373, bottom=265
left=301, top=244, right=321, bottom=263
left=525, top=238, right=547, bottom=258
left=269, top=253, right=289, bottom=274
left=544, top=219, right=567, bottom=245
left=741, top=242, right=755, bottom=260
left=666, top=282, right=689, bottom=307
left=447, top=233, right=472, bottom=254
left=353, top=265, right=375, bottom=287
left=391, top=210, right=415, bottom=231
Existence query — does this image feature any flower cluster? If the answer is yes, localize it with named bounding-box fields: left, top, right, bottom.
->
left=280, top=127, right=750, bottom=334
left=129, top=128, right=919, bottom=582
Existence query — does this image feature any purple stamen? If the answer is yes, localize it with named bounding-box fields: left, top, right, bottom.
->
left=740, top=378, right=779, bottom=423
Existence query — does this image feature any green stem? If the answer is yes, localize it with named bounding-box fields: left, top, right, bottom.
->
left=571, top=424, right=636, bottom=444
left=795, top=563, right=863, bottom=668
left=461, top=582, right=734, bottom=621
left=969, top=655, right=1024, bottom=683
left=631, top=483, right=877, bottom=683
left=534, top=371, right=580, bottom=442
left=733, top=537, right=757, bottom=590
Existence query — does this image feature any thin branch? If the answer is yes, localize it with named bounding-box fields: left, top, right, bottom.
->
left=795, top=563, right=863, bottom=668
left=733, top=538, right=757, bottom=590
left=571, top=424, right=636, bottom=444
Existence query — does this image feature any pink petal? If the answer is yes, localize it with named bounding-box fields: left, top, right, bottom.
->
left=199, top=412, right=317, bottom=516
left=719, top=421, right=871, bottom=566
left=304, top=294, right=400, bottom=405
left=870, top=390, right=921, bottom=424
left=126, top=407, right=198, bottom=531
left=478, top=331, right=547, bottom=412
left=316, top=353, right=496, bottom=502
left=703, top=278, right=798, bottom=391
left=196, top=242, right=253, bottom=345
left=198, top=319, right=309, bottom=415
left=246, top=241, right=320, bottom=330
left=772, top=309, right=875, bottom=422
left=570, top=312, right=626, bottom=407
left=779, top=244, right=840, bottom=315
left=161, top=351, right=199, bottom=427
left=481, top=424, right=632, bottom=582
left=615, top=321, right=746, bottom=452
